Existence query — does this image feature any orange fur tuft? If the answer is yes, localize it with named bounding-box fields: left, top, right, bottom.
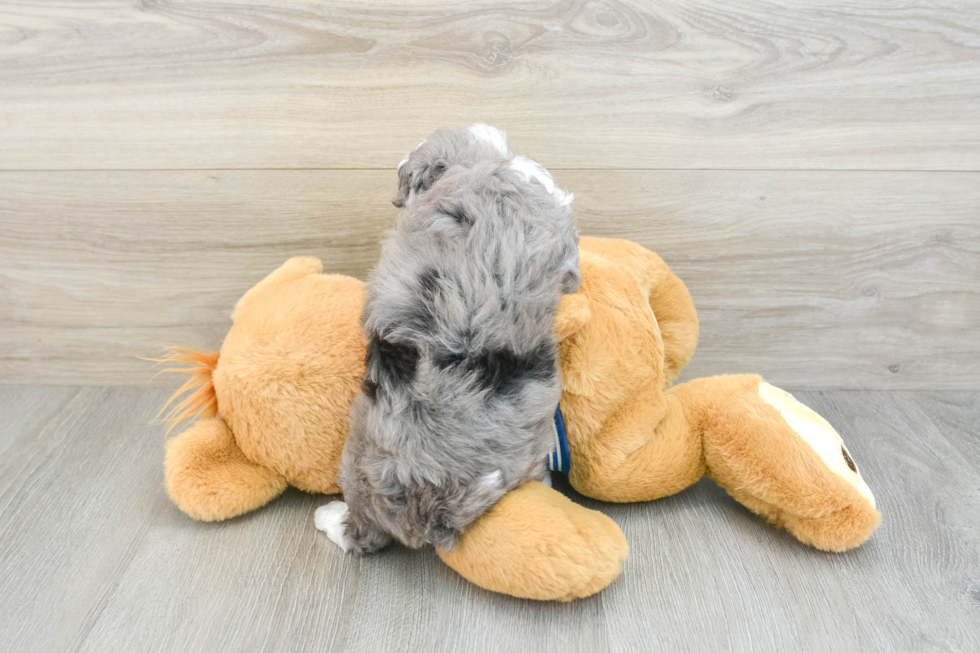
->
left=145, top=347, right=220, bottom=435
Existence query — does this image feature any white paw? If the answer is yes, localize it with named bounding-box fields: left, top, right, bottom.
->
left=758, top=382, right=876, bottom=508
left=540, top=470, right=553, bottom=488
left=314, top=501, right=353, bottom=552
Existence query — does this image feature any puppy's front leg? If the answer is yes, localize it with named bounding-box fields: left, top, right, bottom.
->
left=315, top=501, right=354, bottom=551
left=315, top=501, right=393, bottom=554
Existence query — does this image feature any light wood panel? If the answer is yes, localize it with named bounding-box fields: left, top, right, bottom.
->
left=2, top=169, right=977, bottom=388
left=1, top=0, right=979, bottom=170
left=1, top=386, right=978, bottom=651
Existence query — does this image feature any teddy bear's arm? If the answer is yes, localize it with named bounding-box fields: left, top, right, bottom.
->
left=576, top=237, right=697, bottom=385
left=642, top=253, right=698, bottom=385
left=555, top=293, right=591, bottom=341
left=437, top=482, right=628, bottom=601
left=165, top=417, right=287, bottom=521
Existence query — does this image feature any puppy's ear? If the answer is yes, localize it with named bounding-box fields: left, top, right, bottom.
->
left=393, top=158, right=449, bottom=207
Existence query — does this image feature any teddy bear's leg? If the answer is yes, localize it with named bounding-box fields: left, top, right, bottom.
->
left=435, top=482, right=629, bottom=601
left=673, top=375, right=881, bottom=551
left=165, top=417, right=288, bottom=521
left=568, top=374, right=880, bottom=551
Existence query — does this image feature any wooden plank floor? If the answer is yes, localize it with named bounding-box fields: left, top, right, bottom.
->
left=1, top=386, right=977, bottom=652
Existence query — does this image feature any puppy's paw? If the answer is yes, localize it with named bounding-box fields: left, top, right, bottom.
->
left=315, top=501, right=353, bottom=552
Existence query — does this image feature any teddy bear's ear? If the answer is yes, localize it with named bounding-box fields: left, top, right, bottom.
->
left=555, top=293, right=591, bottom=342
left=232, top=257, right=323, bottom=322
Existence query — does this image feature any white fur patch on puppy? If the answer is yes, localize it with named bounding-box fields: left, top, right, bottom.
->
left=480, top=469, right=504, bottom=488
left=509, top=156, right=574, bottom=207
left=314, top=501, right=354, bottom=552
left=468, top=123, right=509, bottom=156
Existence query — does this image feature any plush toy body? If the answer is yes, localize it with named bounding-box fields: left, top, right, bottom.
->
left=162, top=237, right=880, bottom=601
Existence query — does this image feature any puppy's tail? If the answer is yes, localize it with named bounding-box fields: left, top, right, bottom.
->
left=145, top=347, right=220, bottom=435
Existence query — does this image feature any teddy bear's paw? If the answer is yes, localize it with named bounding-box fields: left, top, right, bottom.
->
left=758, top=382, right=876, bottom=509
left=438, top=482, right=628, bottom=601
left=315, top=501, right=353, bottom=552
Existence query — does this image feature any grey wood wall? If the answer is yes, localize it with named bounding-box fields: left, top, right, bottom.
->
left=1, top=0, right=978, bottom=389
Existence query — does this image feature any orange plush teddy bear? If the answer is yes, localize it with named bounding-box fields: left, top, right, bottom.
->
left=159, top=237, right=880, bottom=601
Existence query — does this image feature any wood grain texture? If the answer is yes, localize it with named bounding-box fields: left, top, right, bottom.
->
left=1, top=0, right=979, bottom=170
left=2, top=169, right=977, bottom=388
left=0, top=386, right=977, bottom=652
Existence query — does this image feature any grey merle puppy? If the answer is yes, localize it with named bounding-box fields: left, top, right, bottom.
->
left=315, top=124, right=579, bottom=554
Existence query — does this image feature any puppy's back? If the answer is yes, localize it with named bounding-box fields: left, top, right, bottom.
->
left=340, top=128, right=578, bottom=552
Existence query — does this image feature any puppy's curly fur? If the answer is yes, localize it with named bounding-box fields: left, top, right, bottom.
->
left=338, top=125, right=579, bottom=553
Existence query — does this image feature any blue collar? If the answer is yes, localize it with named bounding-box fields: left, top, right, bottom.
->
left=548, top=406, right=570, bottom=474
